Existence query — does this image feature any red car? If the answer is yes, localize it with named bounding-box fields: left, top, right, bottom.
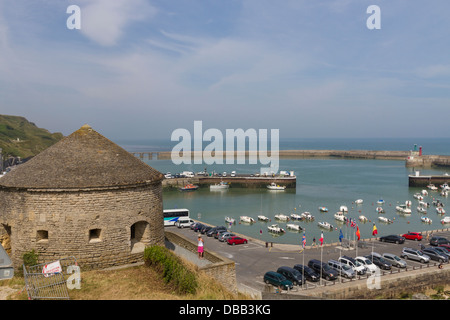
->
left=438, top=244, right=450, bottom=252
left=402, top=232, right=423, bottom=241
left=227, top=236, right=248, bottom=245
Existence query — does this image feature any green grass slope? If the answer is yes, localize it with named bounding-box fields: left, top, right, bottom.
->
left=0, top=115, right=64, bottom=159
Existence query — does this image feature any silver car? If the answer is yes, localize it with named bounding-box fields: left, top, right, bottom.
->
left=218, top=232, right=235, bottom=242
left=382, top=253, right=407, bottom=268
left=328, top=260, right=356, bottom=279
left=401, top=247, right=430, bottom=263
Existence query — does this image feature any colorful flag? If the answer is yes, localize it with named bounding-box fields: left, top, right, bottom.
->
left=339, top=229, right=343, bottom=242
left=319, top=232, right=324, bottom=246
left=356, top=226, right=361, bottom=240
left=372, top=224, right=378, bottom=236
left=302, top=232, right=306, bottom=248
left=350, top=219, right=356, bottom=228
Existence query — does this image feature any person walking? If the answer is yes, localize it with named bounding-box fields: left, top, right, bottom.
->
left=198, top=235, right=204, bottom=259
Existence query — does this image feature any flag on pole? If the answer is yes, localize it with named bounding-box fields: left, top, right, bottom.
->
left=302, top=232, right=306, bottom=248
left=339, top=229, right=343, bottom=243
left=356, top=226, right=361, bottom=240
left=319, top=232, right=324, bottom=246
left=372, top=224, right=378, bottom=236
left=260, top=229, right=263, bottom=235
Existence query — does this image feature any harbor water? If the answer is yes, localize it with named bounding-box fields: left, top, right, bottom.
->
left=119, top=138, right=450, bottom=246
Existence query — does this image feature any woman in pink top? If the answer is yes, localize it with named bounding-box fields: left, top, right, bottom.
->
left=198, top=235, right=204, bottom=259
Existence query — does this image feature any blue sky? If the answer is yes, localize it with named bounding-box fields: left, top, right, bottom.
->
left=0, top=0, right=449, bottom=141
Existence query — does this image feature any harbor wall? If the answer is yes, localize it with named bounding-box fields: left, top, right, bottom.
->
left=406, top=155, right=450, bottom=168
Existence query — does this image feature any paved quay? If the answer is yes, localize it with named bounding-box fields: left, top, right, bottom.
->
left=169, top=225, right=450, bottom=299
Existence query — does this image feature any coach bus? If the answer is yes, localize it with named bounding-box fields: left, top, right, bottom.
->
left=163, top=208, right=190, bottom=226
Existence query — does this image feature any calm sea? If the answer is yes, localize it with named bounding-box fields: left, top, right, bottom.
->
left=117, top=138, right=450, bottom=246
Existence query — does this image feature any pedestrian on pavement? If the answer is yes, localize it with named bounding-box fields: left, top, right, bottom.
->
left=198, top=235, right=204, bottom=259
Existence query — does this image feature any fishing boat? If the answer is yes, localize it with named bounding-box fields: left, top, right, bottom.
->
left=359, top=215, right=368, bottom=222
left=267, top=224, right=285, bottom=234
left=421, top=216, right=432, bottom=224
left=378, top=216, right=393, bottom=224
left=258, top=215, right=270, bottom=222
left=274, top=214, right=290, bottom=221
left=436, top=207, right=446, bottom=214
left=210, top=181, right=229, bottom=190
left=286, top=223, right=303, bottom=231
left=376, top=206, right=385, bottom=214
left=301, top=212, right=314, bottom=221
left=290, top=213, right=303, bottom=221
left=240, top=216, right=255, bottom=224
left=318, top=221, right=334, bottom=230
left=334, top=212, right=346, bottom=222
left=441, top=216, right=450, bottom=224
left=267, top=183, right=286, bottom=190
left=180, top=184, right=199, bottom=191
left=427, top=184, right=438, bottom=191
left=355, top=199, right=363, bottom=205
left=339, top=205, right=348, bottom=213
left=396, top=204, right=411, bottom=214
left=225, top=216, right=235, bottom=224
left=318, top=207, right=328, bottom=212
left=417, top=206, right=427, bottom=214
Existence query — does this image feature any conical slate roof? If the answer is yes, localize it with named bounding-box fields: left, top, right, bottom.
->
left=0, top=124, right=164, bottom=189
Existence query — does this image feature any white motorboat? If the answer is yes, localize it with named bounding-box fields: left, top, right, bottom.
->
left=318, top=221, right=334, bottom=230
left=339, top=205, right=348, bottom=212
left=417, top=206, right=427, bottom=214
left=413, top=193, right=424, bottom=201
left=376, top=206, right=385, bottom=214
left=267, top=224, right=285, bottom=233
left=258, top=215, right=270, bottom=222
left=405, top=200, right=412, bottom=207
left=334, top=212, right=346, bottom=222
left=290, top=213, right=303, bottom=221
left=318, top=206, right=328, bottom=212
left=441, top=190, right=449, bottom=197
left=225, top=216, right=235, bottom=224
left=378, top=216, right=393, bottom=224
left=377, top=199, right=385, bottom=205
left=440, top=183, right=449, bottom=190
left=436, top=207, right=446, bottom=214
left=441, top=216, right=450, bottom=224
left=267, top=183, right=286, bottom=190
left=301, top=212, right=315, bottom=221
left=427, top=184, right=438, bottom=191
left=418, top=201, right=429, bottom=208
left=421, top=189, right=428, bottom=196
left=359, top=215, right=368, bottom=222
left=210, top=181, right=230, bottom=190
left=396, top=205, right=411, bottom=214
left=240, top=216, right=255, bottom=224
left=432, top=200, right=444, bottom=207
left=355, top=199, right=363, bottom=205
left=275, top=214, right=290, bottom=221
left=421, top=216, right=432, bottom=224
left=286, top=223, right=303, bottom=231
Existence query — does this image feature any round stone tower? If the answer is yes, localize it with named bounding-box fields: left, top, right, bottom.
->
left=0, top=124, right=165, bottom=270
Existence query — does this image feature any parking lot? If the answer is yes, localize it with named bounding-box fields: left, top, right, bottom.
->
left=170, top=225, right=450, bottom=295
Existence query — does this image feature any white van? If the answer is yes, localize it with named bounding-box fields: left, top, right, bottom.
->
left=175, top=218, right=195, bottom=228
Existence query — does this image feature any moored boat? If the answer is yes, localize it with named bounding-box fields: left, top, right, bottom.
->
left=267, top=224, right=285, bottom=233
left=267, top=183, right=286, bottom=190
left=318, top=206, right=328, bottom=212
left=258, top=215, right=270, bottom=222
left=225, top=216, right=235, bottom=224
left=275, top=213, right=290, bottom=221
left=376, top=206, right=385, bottom=214
left=180, top=184, right=199, bottom=191
left=359, top=215, right=368, bottom=222
left=441, top=216, right=450, bottom=224
left=334, top=212, right=346, bottom=222
left=427, top=184, right=438, bottom=191
left=318, top=221, right=334, bottom=230
left=396, top=204, right=411, bottom=214
left=421, top=216, right=432, bottom=224
left=436, top=207, right=446, bottom=214
left=286, top=223, right=303, bottom=231
left=240, top=216, right=255, bottom=223
left=301, top=212, right=314, bottom=221
left=378, top=216, right=393, bottom=224
left=290, top=213, right=303, bottom=221
left=355, top=199, right=363, bottom=205
left=417, top=206, right=427, bottom=214
left=377, top=199, right=385, bottom=205
left=339, top=205, right=348, bottom=213
left=210, top=181, right=230, bottom=190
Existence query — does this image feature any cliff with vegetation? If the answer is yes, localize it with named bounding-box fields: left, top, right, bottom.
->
left=0, top=115, right=64, bottom=159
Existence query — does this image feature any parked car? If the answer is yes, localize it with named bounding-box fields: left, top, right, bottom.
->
left=338, top=255, right=367, bottom=275
left=422, top=247, right=449, bottom=263
left=276, top=266, right=306, bottom=286
left=263, top=271, right=293, bottom=290
left=379, top=234, right=405, bottom=244
left=402, top=232, right=423, bottom=241
left=193, top=223, right=205, bottom=232
left=308, top=259, right=338, bottom=281
left=175, top=218, right=195, bottom=229
left=227, top=236, right=248, bottom=245
left=214, top=230, right=228, bottom=239
left=434, top=246, right=450, bottom=258
left=293, top=264, right=320, bottom=282
left=355, top=256, right=379, bottom=273
left=200, top=225, right=212, bottom=234
left=438, top=244, right=450, bottom=253
left=430, top=236, right=450, bottom=246
left=382, top=253, right=407, bottom=268
left=365, top=253, right=392, bottom=270
left=401, top=247, right=430, bottom=263
left=206, top=226, right=227, bottom=237
left=327, top=260, right=356, bottom=279
left=218, top=232, right=235, bottom=242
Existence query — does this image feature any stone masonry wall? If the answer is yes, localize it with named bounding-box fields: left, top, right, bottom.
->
left=0, top=182, right=164, bottom=270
